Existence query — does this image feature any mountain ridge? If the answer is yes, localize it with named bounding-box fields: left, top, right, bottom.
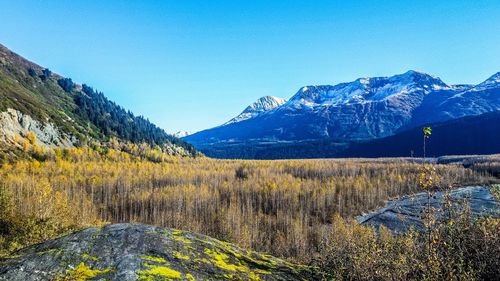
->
left=184, top=70, right=500, bottom=158
left=225, top=96, right=287, bottom=125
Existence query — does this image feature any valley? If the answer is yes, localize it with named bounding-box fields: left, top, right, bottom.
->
left=1, top=149, right=499, bottom=280
left=0, top=41, right=499, bottom=280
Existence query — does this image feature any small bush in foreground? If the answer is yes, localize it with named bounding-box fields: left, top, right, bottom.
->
left=313, top=211, right=499, bottom=281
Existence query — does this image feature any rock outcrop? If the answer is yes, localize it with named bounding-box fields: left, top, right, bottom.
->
left=0, top=224, right=316, bottom=281
left=0, top=108, right=75, bottom=147
left=357, top=186, right=499, bottom=232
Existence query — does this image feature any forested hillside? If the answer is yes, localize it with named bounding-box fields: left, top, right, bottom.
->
left=0, top=43, right=196, bottom=158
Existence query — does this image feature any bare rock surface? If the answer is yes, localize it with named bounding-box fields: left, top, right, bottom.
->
left=357, top=186, right=499, bottom=232
left=0, top=223, right=316, bottom=281
left=0, top=108, right=75, bottom=147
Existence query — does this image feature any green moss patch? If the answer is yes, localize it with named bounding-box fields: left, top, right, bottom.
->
left=54, top=262, right=114, bottom=281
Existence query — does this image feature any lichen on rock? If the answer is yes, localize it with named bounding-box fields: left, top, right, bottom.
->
left=0, top=223, right=316, bottom=281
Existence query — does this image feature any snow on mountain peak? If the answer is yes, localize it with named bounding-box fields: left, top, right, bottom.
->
left=247, top=96, right=287, bottom=111
left=392, top=70, right=446, bottom=87
left=491, top=72, right=500, bottom=80
left=287, top=71, right=450, bottom=108
left=358, top=78, right=370, bottom=85
left=173, top=130, right=191, bottom=138
left=185, top=71, right=500, bottom=152
left=472, top=72, right=500, bottom=91
left=225, top=96, right=287, bottom=125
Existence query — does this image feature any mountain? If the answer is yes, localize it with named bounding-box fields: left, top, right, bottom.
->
left=173, top=130, right=191, bottom=138
left=0, top=43, right=196, bottom=157
left=197, top=111, right=500, bottom=159
left=225, top=96, right=287, bottom=125
left=0, top=223, right=316, bottom=281
left=338, top=111, right=500, bottom=158
left=184, top=71, right=500, bottom=158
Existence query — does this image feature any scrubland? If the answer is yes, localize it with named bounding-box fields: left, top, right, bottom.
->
left=1, top=146, right=498, bottom=280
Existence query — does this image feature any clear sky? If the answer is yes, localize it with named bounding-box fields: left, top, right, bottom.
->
left=1, top=1, right=499, bottom=133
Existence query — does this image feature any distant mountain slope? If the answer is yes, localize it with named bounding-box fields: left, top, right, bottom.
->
left=225, top=96, right=287, bottom=125
left=339, top=111, right=500, bottom=158
left=173, top=130, right=191, bottom=138
left=184, top=71, right=500, bottom=158
left=0, top=43, right=196, bottom=156
left=192, top=111, right=500, bottom=159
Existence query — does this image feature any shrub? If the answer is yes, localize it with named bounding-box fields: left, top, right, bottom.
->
left=0, top=172, right=100, bottom=255
left=27, top=67, right=37, bottom=77
left=235, top=165, right=251, bottom=180
left=313, top=208, right=499, bottom=280
left=40, top=68, right=52, bottom=81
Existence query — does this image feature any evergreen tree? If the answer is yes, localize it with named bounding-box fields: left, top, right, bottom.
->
left=57, top=78, right=74, bottom=92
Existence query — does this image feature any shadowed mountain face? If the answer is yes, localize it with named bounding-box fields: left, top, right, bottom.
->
left=184, top=71, right=500, bottom=159
left=189, top=111, right=500, bottom=159
left=339, top=111, right=500, bottom=158
left=0, top=224, right=316, bottom=281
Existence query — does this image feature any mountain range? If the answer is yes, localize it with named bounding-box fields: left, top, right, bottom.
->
left=184, top=70, right=500, bottom=159
left=2, top=42, right=499, bottom=160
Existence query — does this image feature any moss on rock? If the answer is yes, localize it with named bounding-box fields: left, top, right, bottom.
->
left=0, top=223, right=317, bottom=281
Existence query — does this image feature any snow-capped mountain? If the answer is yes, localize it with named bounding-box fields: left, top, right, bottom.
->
left=173, top=130, right=191, bottom=138
left=225, top=96, right=287, bottom=125
left=470, top=72, right=500, bottom=91
left=416, top=72, right=500, bottom=124
left=286, top=70, right=449, bottom=108
left=184, top=71, right=500, bottom=156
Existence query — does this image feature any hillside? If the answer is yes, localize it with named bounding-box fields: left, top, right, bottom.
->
left=0, top=43, right=196, bottom=158
left=1, top=155, right=498, bottom=280
left=0, top=224, right=316, bottom=281
left=188, top=111, right=500, bottom=159
left=339, top=111, right=500, bottom=158
left=184, top=71, right=500, bottom=159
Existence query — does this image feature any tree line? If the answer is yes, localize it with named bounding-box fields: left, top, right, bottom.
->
left=73, top=84, right=196, bottom=154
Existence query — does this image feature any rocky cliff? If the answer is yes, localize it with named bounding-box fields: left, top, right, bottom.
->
left=0, top=108, right=75, bottom=147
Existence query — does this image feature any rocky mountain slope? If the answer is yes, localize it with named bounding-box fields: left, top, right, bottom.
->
left=0, top=224, right=316, bottom=281
left=357, top=186, right=499, bottom=232
left=184, top=71, right=500, bottom=158
left=0, top=43, right=196, bottom=157
left=225, top=96, right=287, bottom=125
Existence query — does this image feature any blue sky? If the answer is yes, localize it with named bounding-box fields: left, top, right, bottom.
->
left=1, top=1, right=499, bottom=133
